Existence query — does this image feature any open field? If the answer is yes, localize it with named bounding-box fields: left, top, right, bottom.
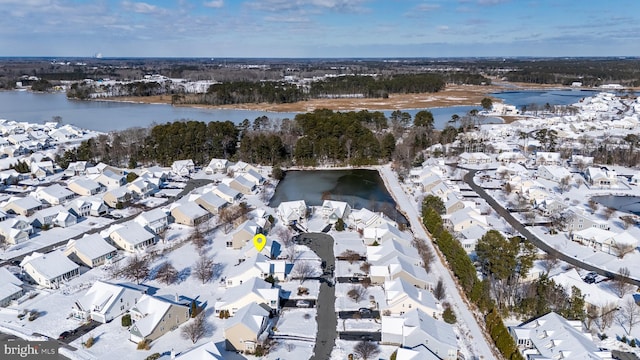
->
left=100, top=82, right=572, bottom=113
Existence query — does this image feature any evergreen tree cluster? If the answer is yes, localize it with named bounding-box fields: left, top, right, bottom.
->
left=202, top=81, right=305, bottom=105
left=309, top=74, right=446, bottom=98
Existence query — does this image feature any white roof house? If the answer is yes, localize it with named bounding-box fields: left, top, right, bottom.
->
left=321, top=200, right=351, bottom=224
left=171, top=202, right=210, bottom=226
left=194, top=192, right=228, bottom=215
left=509, top=312, right=613, bottom=359
left=586, top=167, right=619, bottom=188
left=174, top=341, right=223, bottom=360
left=276, top=200, right=307, bottom=225
left=34, top=184, right=75, bottom=205
left=66, top=198, right=92, bottom=218
left=65, top=233, right=118, bottom=268
left=362, top=222, right=410, bottom=246
left=0, top=217, right=32, bottom=244
left=384, top=278, right=440, bottom=317
left=215, top=278, right=279, bottom=316
left=31, top=205, right=67, bottom=228
left=224, top=253, right=272, bottom=288
left=549, top=268, right=620, bottom=309
left=72, top=280, right=148, bottom=323
left=127, top=178, right=158, bottom=198
left=223, top=302, right=271, bottom=353
left=382, top=308, right=458, bottom=360
left=243, top=169, right=264, bottom=186
left=535, top=151, right=563, bottom=166
left=20, top=251, right=79, bottom=289
left=95, top=170, right=126, bottom=190
left=537, top=165, right=572, bottom=183
left=3, top=196, right=43, bottom=217
left=571, top=227, right=616, bottom=254
left=367, top=239, right=421, bottom=267
left=134, top=208, right=169, bottom=234
left=205, top=158, right=229, bottom=174
left=458, top=152, right=492, bottom=165
left=0, top=267, right=23, bottom=307
left=371, top=256, right=428, bottom=289
left=349, top=208, right=397, bottom=231
left=212, top=184, right=241, bottom=204
left=107, top=222, right=156, bottom=252
left=171, top=159, right=195, bottom=177
left=129, top=294, right=191, bottom=343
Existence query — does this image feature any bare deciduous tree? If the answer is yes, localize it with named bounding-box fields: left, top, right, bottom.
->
left=559, top=175, right=572, bottom=193
left=181, top=312, right=207, bottom=344
left=353, top=341, right=380, bottom=360
left=193, top=255, right=215, bottom=284
left=612, top=267, right=636, bottom=298
left=603, top=207, right=616, bottom=220
left=292, top=261, right=315, bottom=283
left=122, top=255, right=150, bottom=284
left=156, top=261, right=178, bottom=285
left=434, top=278, right=446, bottom=301
left=613, top=242, right=635, bottom=259
left=540, top=252, right=560, bottom=275
left=191, top=226, right=207, bottom=249
left=617, top=297, right=640, bottom=335
left=599, top=302, right=618, bottom=331
left=347, top=285, right=368, bottom=303
left=339, top=249, right=361, bottom=264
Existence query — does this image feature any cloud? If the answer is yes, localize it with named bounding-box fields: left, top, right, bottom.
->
left=415, top=3, right=441, bottom=12
left=203, top=0, right=223, bottom=8
left=245, top=0, right=368, bottom=14
left=477, top=0, right=510, bottom=5
left=122, top=1, right=165, bottom=15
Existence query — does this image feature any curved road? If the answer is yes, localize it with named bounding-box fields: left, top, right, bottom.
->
left=462, top=168, right=640, bottom=287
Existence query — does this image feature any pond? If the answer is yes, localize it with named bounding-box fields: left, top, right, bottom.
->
left=593, top=195, right=640, bottom=214
left=269, top=169, right=407, bottom=225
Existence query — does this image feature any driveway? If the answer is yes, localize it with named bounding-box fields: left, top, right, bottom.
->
left=462, top=168, right=640, bottom=287
left=297, top=233, right=337, bottom=360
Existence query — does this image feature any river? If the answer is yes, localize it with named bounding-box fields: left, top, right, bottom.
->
left=0, top=89, right=588, bottom=132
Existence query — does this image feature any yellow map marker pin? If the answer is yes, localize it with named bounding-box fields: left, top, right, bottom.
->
left=253, top=234, right=267, bottom=252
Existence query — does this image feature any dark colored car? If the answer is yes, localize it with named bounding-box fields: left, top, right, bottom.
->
left=58, top=331, right=73, bottom=340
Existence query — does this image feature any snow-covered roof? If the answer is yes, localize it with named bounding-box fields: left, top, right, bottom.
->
left=76, top=280, right=146, bottom=313
left=36, top=184, right=74, bottom=200
left=549, top=268, right=619, bottom=308
left=232, top=174, right=255, bottom=189
left=69, top=178, right=101, bottom=191
left=402, top=308, right=457, bottom=349
left=135, top=208, right=168, bottom=225
left=0, top=267, right=22, bottom=287
left=172, top=202, right=208, bottom=220
left=215, top=278, right=279, bottom=309
left=66, top=233, right=116, bottom=260
left=20, top=251, right=79, bottom=280
left=109, top=222, right=155, bottom=246
left=175, top=341, right=223, bottom=360
left=384, top=278, right=437, bottom=310
left=130, top=294, right=189, bottom=338
left=224, top=302, right=270, bottom=335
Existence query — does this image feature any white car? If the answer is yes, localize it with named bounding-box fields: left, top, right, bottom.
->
left=296, top=300, right=310, bottom=308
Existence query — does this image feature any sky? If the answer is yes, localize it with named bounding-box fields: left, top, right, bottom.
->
left=1, top=0, right=640, bottom=58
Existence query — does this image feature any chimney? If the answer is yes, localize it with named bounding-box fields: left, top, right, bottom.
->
left=175, top=293, right=179, bottom=302
left=418, top=291, right=422, bottom=301
left=170, top=348, right=176, bottom=360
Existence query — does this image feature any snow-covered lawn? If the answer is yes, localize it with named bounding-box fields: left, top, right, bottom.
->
left=331, top=340, right=397, bottom=360
left=278, top=280, right=320, bottom=300
left=267, top=339, right=315, bottom=360
left=335, top=284, right=384, bottom=312
left=273, top=308, right=318, bottom=339
left=337, top=318, right=381, bottom=332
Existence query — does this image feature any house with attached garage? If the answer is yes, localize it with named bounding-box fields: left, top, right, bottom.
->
left=174, top=341, right=224, bottom=359
left=205, top=158, right=229, bottom=174
left=215, top=278, right=280, bottom=316
left=537, top=165, right=572, bottom=183
left=30, top=160, right=54, bottom=178
left=363, top=222, right=409, bottom=246
left=103, top=187, right=133, bottom=208
left=228, top=175, right=256, bottom=195
left=66, top=198, right=91, bottom=218
left=95, top=170, right=126, bottom=190
left=243, top=169, right=264, bottom=186
left=194, top=191, right=228, bottom=215
left=64, top=161, right=89, bottom=177
left=212, top=184, right=241, bottom=204
left=171, top=159, right=195, bottom=177
left=134, top=208, right=169, bottom=235
left=384, top=278, right=441, bottom=317
left=68, top=178, right=103, bottom=197
left=0, top=267, right=24, bottom=307
left=370, top=256, right=429, bottom=289
left=34, top=184, right=75, bottom=205
left=129, top=294, right=191, bottom=343
left=0, top=217, right=32, bottom=245
left=228, top=219, right=262, bottom=249
left=571, top=227, right=616, bottom=254
left=3, top=196, right=43, bottom=217
left=72, top=280, right=148, bottom=323
left=64, top=233, right=118, bottom=268
left=382, top=308, right=458, bottom=360
left=127, top=177, right=158, bottom=198
left=170, top=202, right=210, bottom=227
left=30, top=205, right=73, bottom=228
left=107, top=222, right=156, bottom=252
left=224, top=302, right=271, bottom=353
left=20, top=251, right=80, bottom=289
left=276, top=200, right=307, bottom=225
left=535, top=151, right=563, bottom=166
left=321, top=200, right=351, bottom=224
left=224, top=253, right=272, bottom=288
left=585, top=166, right=619, bottom=188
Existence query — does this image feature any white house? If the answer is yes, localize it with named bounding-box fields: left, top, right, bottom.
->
left=0, top=217, right=32, bottom=244
left=134, top=208, right=169, bottom=234
left=535, top=152, right=563, bottom=166
left=129, top=294, right=191, bottom=343
left=194, top=192, right=228, bottom=215
left=537, top=165, right=572, bottom=183
left=0, top=267, right=23, bottom=307
left=171, top=159, right=195, bottom=177
left=225, top=253, right=272, bottom=288
left=3, top=196, right=43, bottom=217
left=382, top=309, right=458, bottom=360
left=95, top=170, right=126, bottom=190
left=276, top=200, right=307, bottom=225
left=458, top=152, right=492, bottom=165
left=586, top=167, right=619, bottom=188
left=170, top=202, right=210, bottom=226
left=72, top=280, right=148, bottom=323
left=509, top=312, right=613, bottom=359
left=384, top=278, right=441, bottom=317
left=107, top=222, right=156, bottom=252
left=205, top=158, right=229, bottom=174
left=370, top=256, right=428, bottom=289
left=363, top=222, right=410, bottom=246
left=215, top=278, right=279, bottom=316
left=20, top=251, right=79, bottom=289
left=127, top=178, right=158, bottom=198
left=321, top=200, right=351, bottom=224
left=571, top=227, right=616, bottom=254
left=66, top=198, right=92, bottom=218
left=34, top=184, right=75, bottom=205
left=65, top=234, right=118, bottom=268
left=243, top=169, right=264, bottom=186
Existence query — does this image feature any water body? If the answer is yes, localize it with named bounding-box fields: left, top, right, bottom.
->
left=593, top=195, right=640, bottom=214
left=491, top=89, right=600, bottom=109
left=269, top=169, right=407, bottom=225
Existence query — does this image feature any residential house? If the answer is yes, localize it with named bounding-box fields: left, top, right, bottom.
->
left=205, top=158, right=229, bottom=174
left=31, top=205, right=66, bottom=228
left=103, top=187, right=133, bottom=208
left=363, top=222, right=410, bottom=246
left=231, top=161, right=258, bottom=174
left=66, top=198, right=92, bottom=218
left=534, top=198, right=567, bottom=216
left=3, top=196, right=43, bottom=216
left=171, top=202, right=210, bottom=226
left=384, top=278, right=441, bottom=317
left=458, top=152, right=492, bottom=165
left=443, top=207, right=488, bottom=233
left=215, top=278, right=279, bottom=316
left=370, top=257, right=429, bottom=289
left=89, top=198, right=108, bottom=216
left=65, top=234, right=117, bottom=268
left=228, top=220, right=262, bottom=249
left=0, top=267, right=24, bottom=307
left=418, top=174, right=443, bottom=193
left=228, top=175, right=256, bottom=195
left=54, top=211, right=77, bottom=228
left=30, top=160, right=54, bottom=178
left=243, top=169, right=264, bottom=186
left=107, top=222, right=156, bottom=252
left=565, top=208, right=610, bottom=231
left=586, top=167, right=619, bottom=188
left=382, top=309, right=458, bottom=360
left=497, top=151, right=527, bottom=164
left=171, top=159, right=195, bottom=177
left=64, top=161, right=89, bottom=177
left=537, top=165, right=572, bottom=183
left=174, top=342, right=223, bottom=360
left=549, top=268, right=620, bottom=310
left=571, top=227, right=615, bottom=254
left=20, top=251, right=79, bottom=289
left=366, top=239, right=421, bottom=267
left=535, top=152, right=563, bottom=166
left=0, top=217, right=32, bottom=244
left=509, top=312, right=613, bottom=359
left=127, top=178, right=158, bottom=198
left=34, top=184, right=75, bottom=205
left=139, top=166, right=169, bottom=182
left=570, top=155, right=594, bottom=169
left=95, top=170, right=126, bottom=190
left=321, top=200, right=351, bottom=224
left=0, top=210, right=7, bottom=222
left=0, top=169, right=21, bottom=186
left=72, top=280, right=147, bottom=323
left=88, top=162, right=124, bottom=176
left=68, top=178, right=103, bottom=196
left=225, top=253, right=272, bottom=288
left=212, top=184, right=241, bottom=204
left=134, top=209, right=169, bottom=234
left=224, top=302, right=271, bottom=353
left=350, top=208, right=397, bottom=231
left=194, top=192, right=228, bottom=215
left=444, top=193, right=465, bottom=215
left=129, top=294, right=191, bottom=343
left=276, top=200, right=307, bottom=225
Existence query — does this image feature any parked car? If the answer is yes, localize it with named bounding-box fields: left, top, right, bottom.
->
left=358, top=308, right=372, bottom=315
left=296, top=300, right=311, bottom=308
left=348, top=277, right=360, bottom=283
left=58, top=330, right=76, bottom=340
